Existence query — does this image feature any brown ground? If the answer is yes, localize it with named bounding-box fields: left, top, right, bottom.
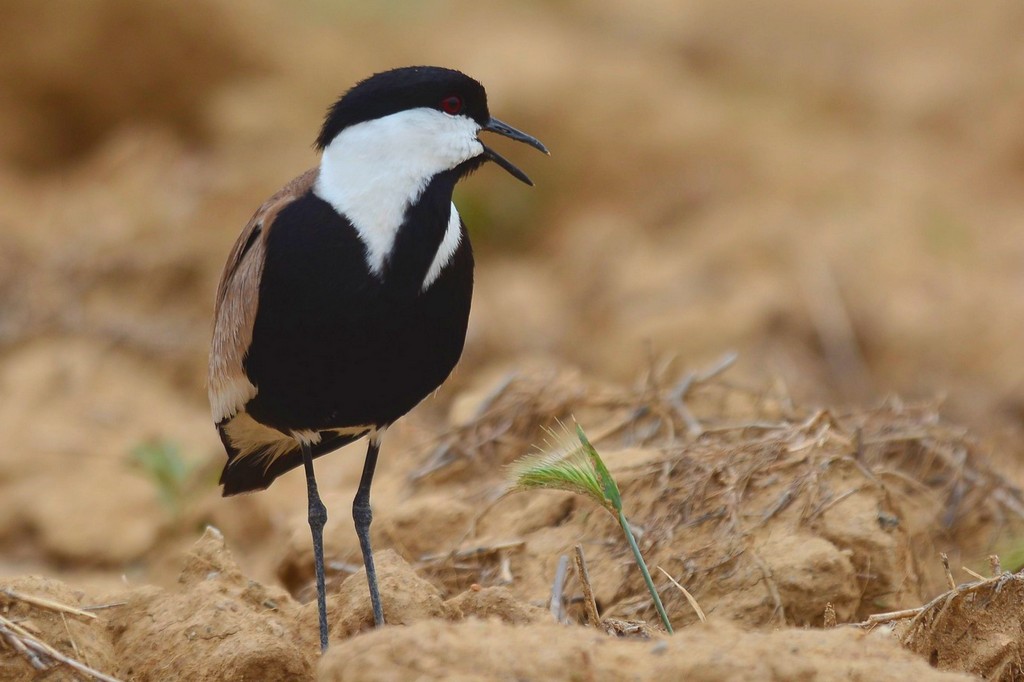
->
left=2, top=1, right=1024, bottom=680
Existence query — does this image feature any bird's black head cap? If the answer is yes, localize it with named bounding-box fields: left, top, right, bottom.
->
left=315, top=66, right=490, bottom=150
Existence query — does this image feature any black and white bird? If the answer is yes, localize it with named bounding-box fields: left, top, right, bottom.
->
left=208, top=66, right=546, bottom=651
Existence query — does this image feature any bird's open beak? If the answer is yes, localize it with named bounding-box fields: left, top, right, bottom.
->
left=480, top=117, right=549, bottom=187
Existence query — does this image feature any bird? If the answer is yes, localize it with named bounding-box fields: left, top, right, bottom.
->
left=207, top=66, right=547, bottom=652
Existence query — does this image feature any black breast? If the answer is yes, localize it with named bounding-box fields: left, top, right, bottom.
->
left=244, top=180, right=474, bottom=433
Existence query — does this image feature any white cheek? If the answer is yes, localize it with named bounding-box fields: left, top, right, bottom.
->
left=314, top=109, right=481, bottom=275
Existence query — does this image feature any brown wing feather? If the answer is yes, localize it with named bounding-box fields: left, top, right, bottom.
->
left=208, top=168, right=319, bottom=424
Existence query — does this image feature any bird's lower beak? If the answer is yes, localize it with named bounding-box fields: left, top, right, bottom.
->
left=480, top=117, right=549, bottom=187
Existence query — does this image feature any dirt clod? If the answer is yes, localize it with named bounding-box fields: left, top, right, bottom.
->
left=324, top=549, right=447, bottom=640
left=108, top=529, right=312, bottom=682
left=445, top=585, right=547, bottom=625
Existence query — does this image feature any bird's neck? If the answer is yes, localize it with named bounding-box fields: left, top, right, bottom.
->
left=313, top=110, right=482, bottom=282
left=315, top=145, right=433, bottom=278
left=387, top=170, right=465, bottom=294
left=316, top=153, right=468, bottom=295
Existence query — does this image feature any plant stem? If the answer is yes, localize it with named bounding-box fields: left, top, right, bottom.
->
left=618, top=510, right=673, bottom=634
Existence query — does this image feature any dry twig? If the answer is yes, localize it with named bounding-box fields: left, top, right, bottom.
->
left=750, top=551, right=785, bottom=625
left=823, top=602, right=837, bottom=628
left=0, top=613, right=123, bottom=682
left=1, top=588, right=98, bottom=621
left=667, top=352, right=738, bottom=437
left=573, top=544, right=601, bottom=628
left=961, top=566, right=986, bottom=581
left=801, top=261, right=871, bottom=399
left=657, top=566, right=706, bottom=623
left=498, top=551, right=514, bottom=584
left=940, top=553, right=956, bottom=590
left=419, top=539, right=525, bottom=563
left=862, top=606, right=924, bottom=625
left=549, top=555, right=570, bottom=624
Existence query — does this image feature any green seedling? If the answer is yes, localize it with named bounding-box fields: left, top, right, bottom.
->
left=509, top=422, right=674, bottom=633
left=130, top=440, right=201, bottom=518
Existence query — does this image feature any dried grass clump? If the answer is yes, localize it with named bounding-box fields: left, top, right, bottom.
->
left=0, top=580, right=121, bottom=682
left=410, top=366, right=592, bottom=483
left=411, top=353, right=745, bottom=483
left=870, top=556, right=1024, bottom=681
left=625, top=384, right=1024, bottom=625
left=414, top=355, right=1024, bottom=630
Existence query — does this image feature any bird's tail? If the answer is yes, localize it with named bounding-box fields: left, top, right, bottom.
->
left=218, top=427, right=364, bottom=496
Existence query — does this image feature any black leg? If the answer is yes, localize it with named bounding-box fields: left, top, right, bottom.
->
left=301, top=442, right=330, bottom=653
left=354, top=435, right=385, bottom=626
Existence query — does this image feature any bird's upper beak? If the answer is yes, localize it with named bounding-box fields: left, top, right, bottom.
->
left=480, top=117, right=549, bottom=186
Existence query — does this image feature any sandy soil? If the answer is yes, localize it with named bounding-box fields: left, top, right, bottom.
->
left=2, top=1, right=1024, bottom=680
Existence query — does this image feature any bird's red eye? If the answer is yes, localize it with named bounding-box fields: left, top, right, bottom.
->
left=441, top=95, right=463, bottom=115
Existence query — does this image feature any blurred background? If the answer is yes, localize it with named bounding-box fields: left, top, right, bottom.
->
left=1, top=0, right=1022, bottom=587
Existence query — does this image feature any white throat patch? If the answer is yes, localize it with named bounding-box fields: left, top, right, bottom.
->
left=314, top=108, right=482, bottom=277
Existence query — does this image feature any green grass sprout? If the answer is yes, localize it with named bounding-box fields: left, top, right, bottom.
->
left=508, top=426, right=610, bottom=511
left=130, top=440, right=201, bottom=518
left=509, top=422, right=674, bottom=633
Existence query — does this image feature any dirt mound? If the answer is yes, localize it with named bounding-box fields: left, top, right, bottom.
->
left=107, top=527, right=313, bottom=682
left=0, top=576, right=116, bottom=681
left=319, top=618, right=972, bottom=682
left=0, top=530, right=980, bottom=682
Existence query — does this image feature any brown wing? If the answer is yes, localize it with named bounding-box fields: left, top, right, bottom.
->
left=208, top=168, right=318, bottom=424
